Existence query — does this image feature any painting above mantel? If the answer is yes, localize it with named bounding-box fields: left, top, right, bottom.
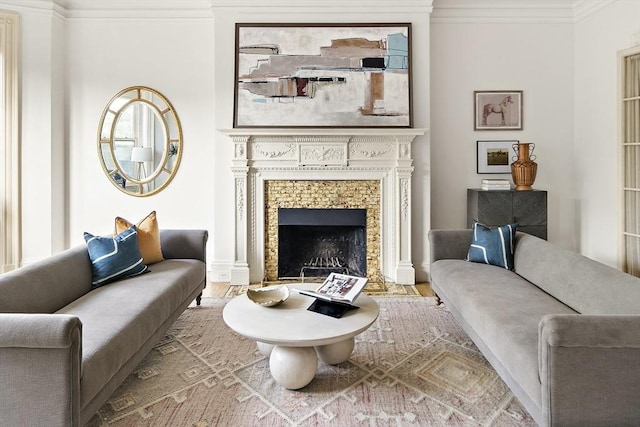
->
left=233, top=23, right=412, bottom=128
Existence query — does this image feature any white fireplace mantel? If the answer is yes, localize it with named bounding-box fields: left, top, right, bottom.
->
left=219, top=128, right=427, bottom=285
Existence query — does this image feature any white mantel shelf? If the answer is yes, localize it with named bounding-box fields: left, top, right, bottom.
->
left=219, top=128, right=428, bottom=285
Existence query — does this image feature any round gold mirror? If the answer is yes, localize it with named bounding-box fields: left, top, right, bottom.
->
left=97, top=86, right=182, bottom=196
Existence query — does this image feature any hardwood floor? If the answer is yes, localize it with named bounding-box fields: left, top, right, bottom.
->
left=203, top=281, right=435, bottom=298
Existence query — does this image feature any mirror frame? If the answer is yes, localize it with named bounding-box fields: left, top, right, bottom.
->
left=97, top=86, right=183, bottom=197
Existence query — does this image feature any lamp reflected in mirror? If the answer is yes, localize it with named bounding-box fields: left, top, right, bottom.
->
left=131, top=147, right=153, bottom=179
left=97, top=86, right=182, bottom=197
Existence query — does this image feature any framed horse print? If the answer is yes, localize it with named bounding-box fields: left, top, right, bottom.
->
left=474, top=90, right=523, bottom=130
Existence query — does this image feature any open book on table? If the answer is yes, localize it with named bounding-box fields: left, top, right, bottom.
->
left=298, top=273, right=369, bottom=305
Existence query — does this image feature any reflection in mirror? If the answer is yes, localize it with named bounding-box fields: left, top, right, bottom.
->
left=97, top=86, right=182, bottom=196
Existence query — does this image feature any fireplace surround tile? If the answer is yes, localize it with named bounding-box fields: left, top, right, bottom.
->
left=264, top=180, right=381, bottom=281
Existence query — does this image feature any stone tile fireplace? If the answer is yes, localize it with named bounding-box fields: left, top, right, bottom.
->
left=220, top=128, right=425, bottom=285
left=266, top=180, right=379, bottom=281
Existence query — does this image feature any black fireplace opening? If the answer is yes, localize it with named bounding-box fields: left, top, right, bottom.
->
left=278, top=208, right=367, bottom=279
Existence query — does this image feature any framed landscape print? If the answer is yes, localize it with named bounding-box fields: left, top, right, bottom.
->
left=474, top=90, right=523, bottom=130
left=477, top=140, right=518, bottom=173
left=234, top=23, right=412, bottom=128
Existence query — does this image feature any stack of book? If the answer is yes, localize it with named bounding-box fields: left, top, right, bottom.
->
left=481, top=179, right=511, bottom=190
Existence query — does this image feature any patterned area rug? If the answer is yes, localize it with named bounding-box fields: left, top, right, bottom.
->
left=88, top=298, right=536, bottom=426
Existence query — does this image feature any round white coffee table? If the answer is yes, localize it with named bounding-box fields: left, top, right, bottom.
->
left=223, top=284, right=379, bottom=390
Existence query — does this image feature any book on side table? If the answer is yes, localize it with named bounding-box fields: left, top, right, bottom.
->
left=298, top=273, right=369, bottom=318
left=481, top=179, right=511, bottom=190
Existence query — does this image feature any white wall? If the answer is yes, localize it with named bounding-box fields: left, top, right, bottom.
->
left=430, top=20, right=576, bottom=247
left=429, top=0, right=639, bottom=269
left=9, top=0, right=433, bottom=282
left=6, top=0, right=638, bottom=278
left=64, top=17, right=217, bottom=257
left=574, top=0, right=640, bottom=267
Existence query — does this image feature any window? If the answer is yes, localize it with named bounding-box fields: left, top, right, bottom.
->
left=0, top=12, right=20, bottom=272
left=620, top=47, right=640, bottom=277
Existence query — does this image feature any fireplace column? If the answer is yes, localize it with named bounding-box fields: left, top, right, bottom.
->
left=395, top=135, right=415, bottom=284
left=230, top=135, right=251, bottom=285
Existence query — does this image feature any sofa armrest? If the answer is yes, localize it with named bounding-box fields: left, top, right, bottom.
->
left=160, top=229, right=208, bottom=263
left=428, top=229, right=472, bottom=263
left=0, top=313, right=82, bottom=426
left=539, top=314, right=640, bottom=426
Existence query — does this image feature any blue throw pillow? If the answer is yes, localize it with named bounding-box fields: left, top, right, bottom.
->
left=84, top=225, right=149, bottom=288
left=466, top=222, right=518, bottom=270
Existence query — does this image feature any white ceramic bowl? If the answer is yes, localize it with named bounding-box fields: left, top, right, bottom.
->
left=246, top=285, right=290, bottom=307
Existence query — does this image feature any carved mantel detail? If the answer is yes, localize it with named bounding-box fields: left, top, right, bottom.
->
left=219, top=128, right=427, bottom=285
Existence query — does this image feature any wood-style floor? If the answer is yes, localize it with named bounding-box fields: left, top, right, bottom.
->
left=203, top=282, right=435, bottom=298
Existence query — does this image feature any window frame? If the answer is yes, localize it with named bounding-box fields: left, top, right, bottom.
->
left=0, top=12, right=20, bottom=273
left=618, top=45, right=640, bottom=276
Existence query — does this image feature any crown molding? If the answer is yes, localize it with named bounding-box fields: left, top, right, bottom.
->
left=0, top=0, right=66, bottom=17
left=1, top=0, right=431, bottom=18
left=61, top=1, right=213, bottom=19
left=430, top=0, right=618, bottom=23
left=431, top=2, right=575, bottom=23
left=209, top=0, right=432, bottom=7
left=1, top=0, right=617, bottom=21
left=0, top=0, right=214, bottom=19
left=573, top=0, right=616, bottom=22
left=210, top=0, right=434, bottom=14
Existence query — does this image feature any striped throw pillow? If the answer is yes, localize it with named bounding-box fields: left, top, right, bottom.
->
left=84, top=225, right=149, bottom=288
left=466, top=222, right=518, bottom=270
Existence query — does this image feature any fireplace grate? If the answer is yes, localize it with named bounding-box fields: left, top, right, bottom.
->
left=300, top=257, right=349, bottom=280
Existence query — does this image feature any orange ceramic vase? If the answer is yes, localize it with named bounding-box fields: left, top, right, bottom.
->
left=511, top=142, right=537, bottom=190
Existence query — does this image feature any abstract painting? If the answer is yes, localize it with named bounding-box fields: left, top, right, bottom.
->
left=234, top=23, right=412, bottom=128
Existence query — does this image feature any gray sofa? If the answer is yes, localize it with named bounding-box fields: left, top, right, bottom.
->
left=0, top=229, right=208, bottom=427
left=429, top=229, right=640, bottom=427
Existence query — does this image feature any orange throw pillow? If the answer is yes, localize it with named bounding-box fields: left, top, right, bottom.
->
left=114, top=211, right=164, bottom=265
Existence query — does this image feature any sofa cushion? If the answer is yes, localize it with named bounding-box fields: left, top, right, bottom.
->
left=115, top=211, right=164, bottom=265
left=466, top=222, right=517, bottom=270
left=84, top=226, right=149, bottom=288
left=0, top=245, right=93, bottom=313
left=430, top=259, right=576, bottom=408
left=513, top=234, right=640, bottom=315
left=55, top=258, right=205, bottom=410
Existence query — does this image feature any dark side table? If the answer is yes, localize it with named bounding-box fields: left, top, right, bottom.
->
left=467, top=188, right=547, bottom=240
